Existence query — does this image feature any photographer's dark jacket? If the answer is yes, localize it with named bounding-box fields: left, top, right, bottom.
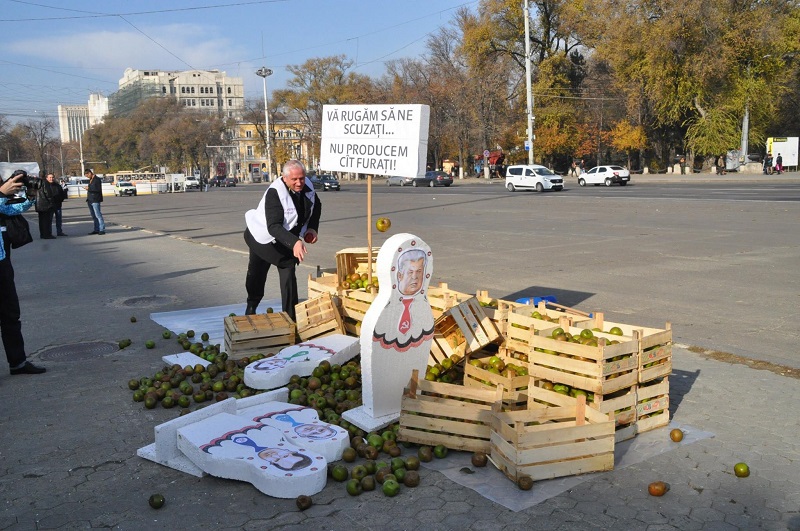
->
left=86, top=177, right=103, bottom=204
left=0, top=195, right=34, bottom=260
left=35, top=180, right=61, bottom=212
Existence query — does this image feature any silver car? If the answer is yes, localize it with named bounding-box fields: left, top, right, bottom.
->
left=386, top=175, right=414, bottom=187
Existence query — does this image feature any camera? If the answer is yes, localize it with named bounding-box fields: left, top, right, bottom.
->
left=10, top=169, right=43, bottom=192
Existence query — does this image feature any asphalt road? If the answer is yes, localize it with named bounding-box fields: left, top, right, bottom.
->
left=61, top=176, right=800, bottom=370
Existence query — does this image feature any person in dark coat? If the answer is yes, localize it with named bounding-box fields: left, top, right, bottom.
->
left=243, top=160, right=321, bottom=321
left=35, top=173, right=61, bottom=239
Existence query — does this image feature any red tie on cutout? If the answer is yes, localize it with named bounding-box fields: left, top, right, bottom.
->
left=398, top=298, right=413, bottom=334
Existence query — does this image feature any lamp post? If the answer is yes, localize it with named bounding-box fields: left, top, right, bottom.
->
left=256, top=67, right=274, bottom=181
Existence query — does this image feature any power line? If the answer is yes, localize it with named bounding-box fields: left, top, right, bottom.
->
left=1, top=0, right=291, bottom=22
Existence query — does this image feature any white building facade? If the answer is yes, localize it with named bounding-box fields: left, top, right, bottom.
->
left=57, top=93, right=109, bottom=143
left=110, top=68, right=244, bottom=119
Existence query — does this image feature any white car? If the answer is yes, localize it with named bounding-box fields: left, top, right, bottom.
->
left=184, top=176, right=201, bottom=189
left=114, top=182, right=137, bottom=196
left=579, top=165, right=630, bottom=186
left=504, top=164, right=564, bottom=192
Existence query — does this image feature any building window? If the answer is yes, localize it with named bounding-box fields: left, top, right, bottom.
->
left=192, top=99, right=196, bottom=106
left=200, top=99, right=205, bottom=106
left=228, top=99, right=232, bottom=106
left=210, top=99, right=214, bottom=106
left=227, top=87, right=231, bottom=94
left=246, top=146, right=253, bottom=157
left=246, top=130, right=252, bottom=138
left=181, top=87, right=185, bottom=94
left=162, top=86, right=166, bottom=94
left=191, top=87, right=195, bottom=94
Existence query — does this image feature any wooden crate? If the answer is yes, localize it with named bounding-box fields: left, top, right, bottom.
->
left=336, top=247, right=379, bottom=286
left=640, top=342, right=673, bottom=383
left=398, top=369, right=502, bottom=453
left=339, top=289, right=376, bottom=336
left=636, top=377, right=669, bottom=433
left=294, top=293, right=345, bottom=341
left=525, top=327, right=640, bottom=395
left=587, top=385, right=638, bottom=443
left=429, top=330, right=467, bottom=367
left=514, top=301, right=594, bottom=327
left=223, top=312, right=296, bottom=359
left=307, top=273, right=340, bottom=301
left=463, top=353, right=532, bottom=410
left=503, top=311, right=560, bottom=357
left=427, top=283, right=472, bottom=318
left=573, top=314, right=673, bottom=384
left=490, top=388, right=616, bottom=483
left=474, top=290, right=524, bottom=336
left=437, top=297, right=500, bottom=354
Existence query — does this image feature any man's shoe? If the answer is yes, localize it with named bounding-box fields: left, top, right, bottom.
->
left=88, top=231, right=99, bottom=235
left=10, top=361, right=47, bottom=375
left=57, top=233, right=68, bottom=236
left=98, top=231, right=106, bottom=235
left=42, top=235, right=56, bottom=239
left=245, top=304, right=258, bottom=315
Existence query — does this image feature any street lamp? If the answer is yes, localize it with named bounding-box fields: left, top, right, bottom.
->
left=256, top=66, right=274, bottom=181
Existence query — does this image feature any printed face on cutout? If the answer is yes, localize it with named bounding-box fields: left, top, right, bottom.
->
left=397, top=252, right=425, bottom=296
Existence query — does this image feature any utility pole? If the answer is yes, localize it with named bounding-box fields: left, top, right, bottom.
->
left=523, top=0, right=534, bottom=164
left=256, top=67, right=274, bottom=181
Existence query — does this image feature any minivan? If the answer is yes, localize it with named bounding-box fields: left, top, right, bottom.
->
left=504, top=165, right=563, bottom=192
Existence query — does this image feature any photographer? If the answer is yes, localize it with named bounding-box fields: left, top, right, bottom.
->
left=0, top=171, right=47, bottom=375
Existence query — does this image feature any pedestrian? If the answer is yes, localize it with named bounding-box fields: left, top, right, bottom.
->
left=0, top=172, right=47, bottom=375
left=84, top=169, right=105, bottom=235
left=775, top=153, right=783, bottom=174
left=717, top=155, right=726, bottom=175
left=679, top=156, right=686, bottom=175
left=579, top=159, right=585, bottom=174
left=763, top=153, right=773, bottom=175
left=243, top=160, right=321, bottom=321
left=569, top=160, right=578, bottom=178
left=35, top=173, right=60, bottom=239
left=54, top=176, right=68, bottom=236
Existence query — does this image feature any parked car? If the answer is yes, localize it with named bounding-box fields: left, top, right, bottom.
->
left=386, top=175, right=414, bottom=187
left=184, top=176, right=200, bottom=189
left=212, top=175, right=226, bottom=187
left=222, top=177, right=237, bottom=187
left=310, top=175, right=340, bottom=191
left=114, top=182, right=137, bottom=197
left=504, top=164, right=564, bottom=192
left=579, top=165, right=630, bottom=186
left=412, top=170, right=453, bottom=187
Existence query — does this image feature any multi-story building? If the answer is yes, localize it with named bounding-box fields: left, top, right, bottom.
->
left=57, top=93, right=108, bottom=143
left=108, top=68, right=244, bottom=119
left=230, top=109, right=313, bottom=182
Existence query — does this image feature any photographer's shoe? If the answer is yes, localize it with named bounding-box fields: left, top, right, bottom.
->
left=10, top=361, right=47, bottom=375
left=57, top=233, right=68, bottom=236
left=88, top=231, right=99, bottom=235
left=98, top=231, right=106, bottom=235
left=42, top=235, right=56, bottom=240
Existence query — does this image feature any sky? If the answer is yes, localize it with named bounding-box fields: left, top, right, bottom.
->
left=0, top=0, right=478, bottom=123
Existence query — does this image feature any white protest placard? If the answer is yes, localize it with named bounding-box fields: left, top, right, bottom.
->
left=320, top=104, right=430, bottom=178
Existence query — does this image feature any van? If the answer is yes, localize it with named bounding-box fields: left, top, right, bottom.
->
left=504, top=165, right=564, bottom=192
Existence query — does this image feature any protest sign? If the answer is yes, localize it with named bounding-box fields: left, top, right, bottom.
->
left=320, top=104, right=430, bottom=177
